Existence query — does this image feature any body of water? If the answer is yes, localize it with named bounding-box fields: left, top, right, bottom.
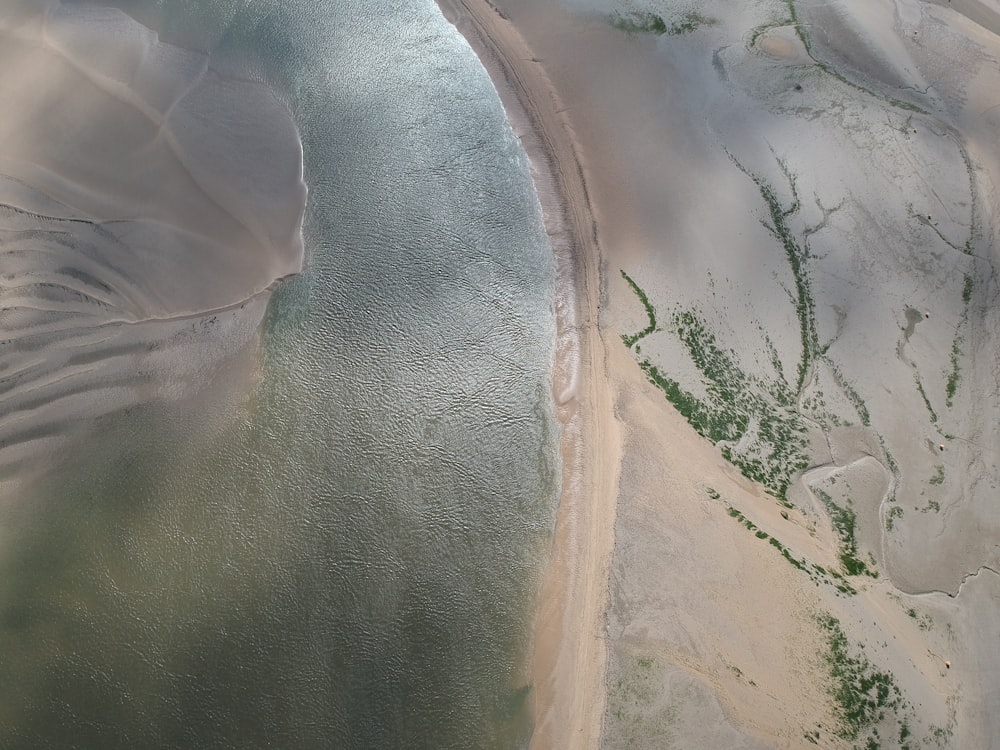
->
left=0, top=1, right=558, bottom=747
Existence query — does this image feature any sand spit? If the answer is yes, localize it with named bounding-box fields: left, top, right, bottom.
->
left=437, top=2, right=621, bottom=748
left=0, top=2, right=306, bottom=483
left=443, top=0, right=1000, bottom=746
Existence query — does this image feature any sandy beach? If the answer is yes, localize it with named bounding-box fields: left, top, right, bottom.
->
left=440, top=0, right=1000, bottom=746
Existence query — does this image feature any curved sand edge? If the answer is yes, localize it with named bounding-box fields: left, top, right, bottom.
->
left=436, top=1, right=620, bottom=747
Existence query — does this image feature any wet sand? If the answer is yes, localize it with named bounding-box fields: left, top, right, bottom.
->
left=0, top=1, right=306, bottom=483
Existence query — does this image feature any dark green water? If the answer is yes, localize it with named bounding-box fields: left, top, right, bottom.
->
left=0, top=1, right=558, bottom=747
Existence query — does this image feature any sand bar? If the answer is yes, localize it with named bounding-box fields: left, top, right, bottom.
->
left=436, top=1, right=621, bottom=747
left=0, top=1, right=306, bottom=484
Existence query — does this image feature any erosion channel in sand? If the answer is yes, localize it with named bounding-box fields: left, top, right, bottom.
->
left=0, top=1, right=306, bottom=487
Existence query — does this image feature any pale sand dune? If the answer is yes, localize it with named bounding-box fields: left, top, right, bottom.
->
left=440, top=0, right=1000, bottom=746
left=0, top=2, right=306, bottom=482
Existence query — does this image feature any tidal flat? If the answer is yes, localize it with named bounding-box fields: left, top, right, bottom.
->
left=440, top=0, right=1000, bottom=747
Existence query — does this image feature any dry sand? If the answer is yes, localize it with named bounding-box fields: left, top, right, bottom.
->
left=441, top=0, right=1000, bottom=747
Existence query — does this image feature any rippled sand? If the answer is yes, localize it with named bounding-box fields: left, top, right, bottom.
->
left=0, top=1, right=306, bottom=482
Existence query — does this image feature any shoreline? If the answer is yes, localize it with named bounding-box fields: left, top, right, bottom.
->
left=435, top=1, right=620, bottom=747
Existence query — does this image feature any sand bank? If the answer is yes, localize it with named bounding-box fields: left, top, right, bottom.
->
left=436, top=2, right=621, bottom=748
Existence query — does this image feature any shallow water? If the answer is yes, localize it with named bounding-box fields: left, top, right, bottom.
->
left=0, top=1, right=558, bottom=747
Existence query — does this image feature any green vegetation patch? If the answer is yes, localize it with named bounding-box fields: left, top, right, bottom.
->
left=817, top=612, right=915, bottom=748
left=621, top=274, right=810, bottom=499
left=669, top=11, right=715, bottom=34
left=620, top=270, right=658, bottom=348
left=725, top=505, right=855, bottom=594
left=610, top=10, right=668, bottom=34
left=735, top=159, right=878, bottom=431
left=945, top=334, right=962, bottom=406
left=636, top=311, right=810, bottom=498
left=754, top=174, right=817, bottom=394
left=617, top=156, right=890, bottom=501
left=828, top=363, right=871, bottom=427
left=928, top=465, right=944, bottom=486
left=905, top=607, right=933, bottom=631
left=609, top=10, right=715, bottom=36
left=946, top=273, right=973, bottom=408
left=813, top=488, right=878, bottom=577
left=778, top=0, right=928, bottom=115
left=920, top=499, right=941, bottom=514
left=885, top=504, right=904, bottom=531
left=915, top=377, right=938, bottom=424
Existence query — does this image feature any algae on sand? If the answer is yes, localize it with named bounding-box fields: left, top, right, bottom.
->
left=621, top=274, right=811, bottom=500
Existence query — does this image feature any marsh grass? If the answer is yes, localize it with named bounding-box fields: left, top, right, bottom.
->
left=621, top=273, right=810, bottom=499
left=915, top=377, right=938, bottom=424
left=945, top=336, right=962, bottom=406
left=755, top=174, right=816, bottom=395
left=725, top=505, right=856, bottom=594
left=639, top=310, right=810, bottom=499
left=610, top=11, right=667, bottom=35
left=813, top=488, right=878, bottom=577
left=928, top=465, right=944, bottom=486
left=816, top=613, right=915, bottom=749
left=609, top=10, right=715, bottom=36
left=620, top=270, right=657, bottom=348
left=944, top=229, right=974, bottom=412
left=776, top=0, right=928, bottom=115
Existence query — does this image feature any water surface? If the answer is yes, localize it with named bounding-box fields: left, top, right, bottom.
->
left=0, top=1, right=558, bottom=747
